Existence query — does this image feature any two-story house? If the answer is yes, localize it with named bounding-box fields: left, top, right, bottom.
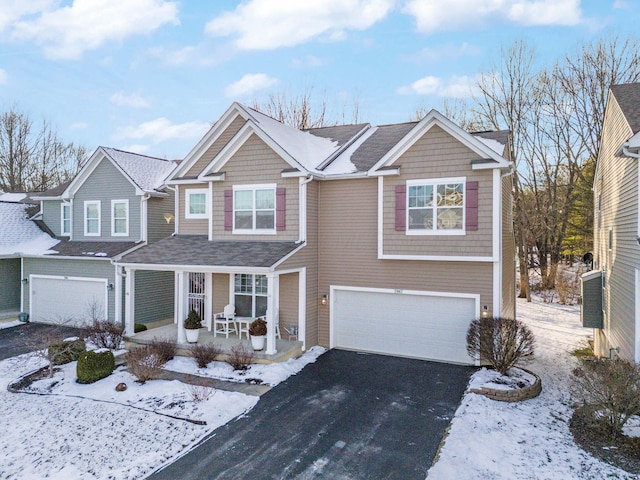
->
left=118, top=103, right=515, bottom=365
left=582, top=83, right=640, bottom=361
left=23, top=147, right=177, bottom=327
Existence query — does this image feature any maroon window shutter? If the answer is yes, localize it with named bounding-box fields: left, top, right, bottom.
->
left=276, top=187, right=286, bottom=231
left=395, top=184, right=406, bottom=231
left=466, top=181, right=479, bottom=231
left=224, top=190, right=233, bottom=231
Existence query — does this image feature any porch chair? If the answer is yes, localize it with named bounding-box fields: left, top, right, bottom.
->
left=212, top=304, right=238, bottom=338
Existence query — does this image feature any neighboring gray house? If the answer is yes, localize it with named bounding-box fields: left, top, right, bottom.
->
left=582, top=83, right=640, bottom=361
left=118, top=102, right=515, bottom=364
left=25, top=147, right=177, bottom=327
left=0, top=196, right=58, bottom=317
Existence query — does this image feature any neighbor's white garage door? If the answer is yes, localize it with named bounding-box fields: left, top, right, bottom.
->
left=332, top=288, right=477, bottom=364
left=31, top=276, right=107, bottom=327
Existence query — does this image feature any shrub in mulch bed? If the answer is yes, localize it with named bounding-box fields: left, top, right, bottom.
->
left=226, top=344, right=254, bottom=371
left=125, top=345, right=164, bottom=384
left=49, top=338, right=86, bottom=365
left=149, top=338, right=177, bottom=364
left=85, top=320, right=124, bottom=350
left=570, top=407, right=640, bottom=475
left=191, top=343, right=222, bottom=369
left=77, top=350, right=115, bottom=384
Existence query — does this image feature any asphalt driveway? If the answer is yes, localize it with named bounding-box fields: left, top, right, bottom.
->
left=150, top=349, right=475, bottom=480
left=0, top=322, right=85, bottom=360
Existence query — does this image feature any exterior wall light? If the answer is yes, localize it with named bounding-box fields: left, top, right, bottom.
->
left=22, top=278, right=28, bottom=285
left=163, top=213, right=175, bottom=224
left=321, top=294, right=328, bottom=306
left=481, top=305, right=490, bottom=318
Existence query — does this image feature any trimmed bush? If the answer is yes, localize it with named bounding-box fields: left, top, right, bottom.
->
left=466, top=316, right=535, bottom=375
left=192, top=343, right=221, bottom=369
left=77, top=350, right=115, bottom=384
left=572, top=358, right=640, bottom=435
left=86, top=320, right=125, bottom=350
left=134, top=323, right=148, bottom=333
left=48, top=338, right=86, bottom=365
left=149, top=338, right=177, bottom=363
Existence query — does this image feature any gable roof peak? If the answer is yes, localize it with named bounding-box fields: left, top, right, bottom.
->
left=610, top=83, right=640, bottom=134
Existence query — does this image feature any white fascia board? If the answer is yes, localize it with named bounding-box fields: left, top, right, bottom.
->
left=113, top=262, right=271, bottom=274
left=368, top=168, right=400, bottom=177
left=170, top=106, right=244, bottom=180
left=471, top=161, right=507, bottom=171
left=166, top=179, right=205, bottom=185
left=281, top=171, right=307, bottom=178
left=21, top=254, right=112, bottom=261
left=378, top=253, right=494, bottom=262
left=31, top=195, right=63, bottom=201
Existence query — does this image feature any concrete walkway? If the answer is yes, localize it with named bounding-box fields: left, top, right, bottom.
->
left=153, top=369, right=271, bottom=396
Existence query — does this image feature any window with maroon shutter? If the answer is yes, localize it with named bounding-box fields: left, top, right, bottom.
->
left=395, top=184, right=406, bottom=231
left=405, top=178, right=466, bottom=233
left=276, top=187, right=286, bottom=231
left=465, top=181, right=478, bottom=231
left=224, top=190, right=233, bottom=231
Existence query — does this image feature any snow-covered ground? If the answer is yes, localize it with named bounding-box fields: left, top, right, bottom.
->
left=0, top=345, right=323, bottom=480
left=427, top=298, right=635, bottom=480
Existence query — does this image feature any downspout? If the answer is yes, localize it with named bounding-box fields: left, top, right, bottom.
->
left=298, top=175, right=313, bottom=244
left=140, top=193, right=150, bottom=243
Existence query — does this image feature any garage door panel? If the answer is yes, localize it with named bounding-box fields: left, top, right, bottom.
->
left=333, top=289, right=476, bottom=364
left=31, top=277, right=106, bottom=327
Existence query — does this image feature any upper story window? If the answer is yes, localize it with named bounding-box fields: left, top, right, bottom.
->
left=185, top=188, right=208, bottom=219
left=233, top=184, right=276, bottom=233
left=84, top=200, right=101, bottom=236
left=111, top=199, right=129, bottom=236
left=407, top=178, right=465, bottom=235
left=61, top=203, right=71, bottom=236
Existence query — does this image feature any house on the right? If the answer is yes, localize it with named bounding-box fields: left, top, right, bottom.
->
left=582, top=83, right=640, bottom=361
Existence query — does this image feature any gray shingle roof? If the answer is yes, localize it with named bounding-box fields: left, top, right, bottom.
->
left=471, top=130, right=510, bottom=146
left=611, top=83, right=640, bottom=134
left=305, top=124, right=369, bottom=147
left=102, top=147, right=177, bottom=193
left=37, top=180, right=72, bottom=198
left=349, top=122, right=418, bottom=172
left=119, top=235, right=300, bottom=268
left=48, top=240, right=139, bottom=258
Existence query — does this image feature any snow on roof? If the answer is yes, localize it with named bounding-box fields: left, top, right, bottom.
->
left=102, top=147, right=177, bottom=192
left=322, top=127, right=378, bottom=175
left=243, top=107, right=341, bottom=173
left=0, top=192, right=27, bottom=203
left=0, top=202, right=59, bottom=256
left=474, top=136, right=506, bottom=156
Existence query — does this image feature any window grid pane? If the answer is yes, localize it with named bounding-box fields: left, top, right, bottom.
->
left=408, top=182, right=464, bottom=231
left=189, top=193, right=206, bottom=215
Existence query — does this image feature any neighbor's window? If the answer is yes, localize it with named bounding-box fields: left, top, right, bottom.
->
left=234, top=274, right=267, bottom=317
left=84, top=201, right=100, bottom=236
left=61, top=203, right=71, bottom=236
left=407, top=178, right=464, bottom=234
left=111, top=200, right=129, bottom=236
left=233, top=185, right=275, bottom=232
left=185, top=188, right=208, bottom=219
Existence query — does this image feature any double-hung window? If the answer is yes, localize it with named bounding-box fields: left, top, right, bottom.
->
left=61, top=203, right=71, bottom=236
left=84, top=201, right=101, bottom=236
left=111, top=199, right=129, bottom=236
left=407, top=178, right=465, bottom=234
left=185, top=188, right=208, bottom=219
left=233, top=185, right=275, bottom=233
left=234, top=274, right=267, bottom=317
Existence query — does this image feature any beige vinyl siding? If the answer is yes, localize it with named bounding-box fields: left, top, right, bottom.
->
left=184, top=115, right=246, bottom=178
left=383, top=125, right=493, bottom=257
left=147, top=193, right=175, bottom=243
left=277, top=181, right=319, bottom=347
left=315, top=178, right=492, bottom=347
left=212, top=273, right=230, bottom=314
left=42, top=200, right=63, bottom=236
left=22, top=257, right=116, bottom=321
left=501, top=173, right=516, bottom=318
left=0, top=258, right=21, bottom=311
left=178, top=183, right=209, bottom=235
left=134, top=270, right=174, bottom=324
left=278, top=272, right=300, bottom=336
left=212, top=133, right=300, bottom=241
left=73, top=159, right=140, bottom=241
left=593, top=95, right=638, bottom=360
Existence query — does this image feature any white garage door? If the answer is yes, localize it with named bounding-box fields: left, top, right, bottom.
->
left=332, top=288, right=478, bottom=364
left=31, top=276, right=107, bottom=327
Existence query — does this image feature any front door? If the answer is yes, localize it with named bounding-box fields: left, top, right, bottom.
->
left=188, top=272, right=206, bottom=320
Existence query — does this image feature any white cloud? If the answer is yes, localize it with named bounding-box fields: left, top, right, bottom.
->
left=110, top=92, right=151, bottom=109
left=403, top=0, right=581, bottom=33
left=10, top=0, right=179, bottom=60
left=0, top=0, right=55, bottom=33
left=224, top=73, right=279, bottom=98
left=397, top=74, right=481, bottom=98
left=205, top=0, right=393, bottom=50
left=0, top=68, right=7, bottom=85
left=115, top=117, right=211, bottom=143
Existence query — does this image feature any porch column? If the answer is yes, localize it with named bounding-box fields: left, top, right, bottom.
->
left=124, top=268, right=135, bottom=336
left=266, top=273, right=279, bottom=355
left=204, top=272, right=213, bottom=331
left=114, top=265, right=122, bottom=326
left=176, top=271, right=186, bottom=344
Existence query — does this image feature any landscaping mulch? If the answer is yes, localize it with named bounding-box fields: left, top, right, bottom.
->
left=570, top=407, right=640, bottom=475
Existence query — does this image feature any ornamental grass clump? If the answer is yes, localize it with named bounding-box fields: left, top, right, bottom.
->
left=466, top=316, right=535, bottom=375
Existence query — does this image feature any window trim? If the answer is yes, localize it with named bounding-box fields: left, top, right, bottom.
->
left=111, top=199, right=129, bottom=236
left=232, top=184, right=277, bottom=235
left=185, top=188, right=208, bottom=219
left=405, top=177, right=466, bottom=236
left=60, top=202, right=71, bottom=237
left=84, top=200, right=101, bottom=237
left=233, top=273, right=268, bottom=317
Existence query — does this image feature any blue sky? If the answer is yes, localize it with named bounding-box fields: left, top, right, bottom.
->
left=0, top=0, right=638, bottom=160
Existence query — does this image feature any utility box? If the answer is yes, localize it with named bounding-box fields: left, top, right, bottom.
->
left=581, top=270, right=603, bottom=329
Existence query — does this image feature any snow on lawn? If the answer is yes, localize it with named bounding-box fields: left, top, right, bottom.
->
left=0, top=346, right=323, bottom=480
left=427, top=298, right=635, bottom=480
left=163, top=345, right=326, bottom=386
